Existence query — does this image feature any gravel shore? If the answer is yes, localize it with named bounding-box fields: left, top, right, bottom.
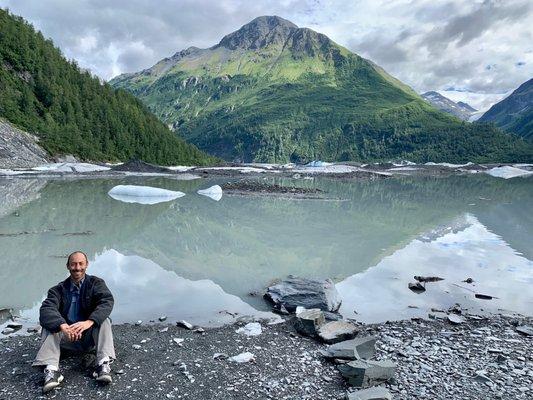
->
left=1, top=314, right=531, bottom=399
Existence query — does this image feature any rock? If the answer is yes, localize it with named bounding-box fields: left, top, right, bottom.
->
left=159, top=315, right=168, bottom=322
left=228, top=352, right=255, bottom=363
left=1, top=328, right=15, bottom=335
left=474, top=370, right=492, bottom=383
left=346, top=387, right=392, bottom=400
left=408, top=282, right=426, bottom=293
left=26, top=326, right=41, bottom=334
left=213, top=353, right=229, bottom=360
left=172, top=338, right=184, bottom=346
left=447, top=314, right=465, bottom=325
left=414, top=276, right=444, bottom=283
left=6, top=322, right=22, bottom=331
left=194, top=327, right=205, bottom=333
left=132, top=344, right=141, bottom=350
left=323, top=336, right=376, bottom=360
left=318, top=320, right=358, bottom=344
left=338, top=359, right=396, bottom=388
left=324, top=311, right=344, bottom=321
left=135, top=320, right=142, bottom=326
left=264, top=275, right=341, bottom=313
left=159, top=327, right=169, bottom=333
left=475, top=293, right=495, bottom=300
left=294, top=308, right=325, bottom=337
left=235, top=322, right=262, bottom=336
left=463, top=278, right=474, bottom=283
left=176, top=320, right=194, bottom=330
left=516, top=325, right=533, bottom=336
left=112, top=159, right=171, bottom=173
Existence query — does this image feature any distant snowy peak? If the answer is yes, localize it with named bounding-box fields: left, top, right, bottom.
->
left=421, top=91, right=477, bottom=121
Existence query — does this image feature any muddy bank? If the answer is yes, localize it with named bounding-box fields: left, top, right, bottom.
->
left=1, top=314, right=531, bottom=399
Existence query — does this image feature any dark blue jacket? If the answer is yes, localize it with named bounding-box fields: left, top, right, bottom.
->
left=39, top=274, right=114, bottom=332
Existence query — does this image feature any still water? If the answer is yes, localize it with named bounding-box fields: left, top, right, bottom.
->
left=0, top=174, right=532, bottom=327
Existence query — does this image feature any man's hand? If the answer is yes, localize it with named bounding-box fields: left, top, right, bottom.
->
left=70, top=320, right=94, bottom=340
left=59, top=323, right=76, bottom=342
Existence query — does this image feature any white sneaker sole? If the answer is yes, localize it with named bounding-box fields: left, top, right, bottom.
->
left=96, top=374, right=112, bottom=384
left=42, top=375, right=64, bottom=393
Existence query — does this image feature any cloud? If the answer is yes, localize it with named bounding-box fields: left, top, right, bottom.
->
left=1, top=0, right=531, bottom=111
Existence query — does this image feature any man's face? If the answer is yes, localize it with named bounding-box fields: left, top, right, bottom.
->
left=67, top=252, right=88, bottom=281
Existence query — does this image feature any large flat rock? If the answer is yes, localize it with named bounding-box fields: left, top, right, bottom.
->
left=338, top=359, right=396, bottom=388
left=346, top=387, right=392, bottom=400
left=318, top=320, right=358, bottom=344
left=323, top=336, right=376, bottom=360
left=264, top=275, right=341, bottom=313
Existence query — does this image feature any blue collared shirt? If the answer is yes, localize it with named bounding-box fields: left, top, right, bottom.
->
left=67, top=277, right=85, bottom=324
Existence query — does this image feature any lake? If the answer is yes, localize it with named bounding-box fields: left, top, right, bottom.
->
left=0, top=173, right=532, bottom=328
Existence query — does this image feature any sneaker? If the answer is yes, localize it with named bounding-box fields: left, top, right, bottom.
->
left=42, top=368, right=64, bottom=393
left=95, top=362, right=112, bottom=384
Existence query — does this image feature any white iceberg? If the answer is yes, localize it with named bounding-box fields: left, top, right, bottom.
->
left=235, top=322, right=262, bottom=336
left=32, top=162, right=110, bottom=173
left=108, top=185, right=185, bottom=204
left=425, top=162, right=473, bottom=168
left=167, top=165, right=196, bottom=172
left=197, top=185, right=223, bottom=201
left=486, top=166, right=533, bottom=179
left=306, top=161, right=332, bottom=167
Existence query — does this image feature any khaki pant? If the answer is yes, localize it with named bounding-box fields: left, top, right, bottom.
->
left=32, top=318, right=116, bottom=368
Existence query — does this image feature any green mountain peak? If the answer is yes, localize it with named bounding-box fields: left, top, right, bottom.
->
left=110, top=16, right=533, bottom=163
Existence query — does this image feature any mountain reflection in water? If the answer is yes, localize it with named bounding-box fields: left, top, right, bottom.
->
left=0, top=174, right=531, bottom=325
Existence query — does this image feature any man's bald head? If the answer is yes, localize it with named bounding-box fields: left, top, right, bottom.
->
left=66, top=251, right=89, bottom=283
left=66, top=251, right=88, bottom=266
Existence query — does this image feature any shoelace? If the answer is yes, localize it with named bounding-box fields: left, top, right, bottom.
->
left=44, top=369, right=56, bottom=381
left=100, top=363, right=111, bottom=374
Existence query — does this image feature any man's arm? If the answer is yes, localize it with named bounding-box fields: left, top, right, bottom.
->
left=39, top=286, right=67, bottom=333
left=87, top=279, right=114, bottom=326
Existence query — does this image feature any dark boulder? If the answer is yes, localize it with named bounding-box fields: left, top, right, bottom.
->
left=264, top=275, right=341, bottom=313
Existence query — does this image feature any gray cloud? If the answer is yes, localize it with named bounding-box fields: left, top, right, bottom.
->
left=421, top=0, right=531, bottom=53
left=0, top=0, right=531, bottom=111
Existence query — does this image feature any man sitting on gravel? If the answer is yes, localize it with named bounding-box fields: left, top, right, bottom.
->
left=32, top=251, right=116, bottom=393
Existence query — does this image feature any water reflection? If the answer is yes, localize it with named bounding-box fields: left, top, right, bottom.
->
left=18, top=249, right=277, bottom=326
left=337, top=214, right=533, bottom=322
left=0, top=174, right=532, bottom=325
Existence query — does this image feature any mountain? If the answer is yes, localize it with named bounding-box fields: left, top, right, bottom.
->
left=421, top=91, right=477, bottom=121
left=478, top=78, right=533, bottom=141
left=0, top=9, right=215, bottom=166
left=111, top=16, right=533, bottom=163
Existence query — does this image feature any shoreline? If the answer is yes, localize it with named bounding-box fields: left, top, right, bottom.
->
left=1, top=314, right=531, bottom=399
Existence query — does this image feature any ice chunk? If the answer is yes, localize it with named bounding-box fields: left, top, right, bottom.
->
left=32, top=162, right=110, bottom=173
left=425, top=162, right=473, bottom=168
left=167, top=165, right=195, bottom=172
left=486, top=166, right=533, bottom=179
left=197, top=185, right=223, bottom=201
left=306, top=161, right=332, bottom=167
left=235, top=322, right=262, bottom=336
left=108, top=185, right=185, bottom=204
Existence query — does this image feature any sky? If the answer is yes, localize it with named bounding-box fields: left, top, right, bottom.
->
left=1, top=0, right=532, bottom=111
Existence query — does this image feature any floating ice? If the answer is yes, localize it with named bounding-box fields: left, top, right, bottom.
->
left=32, top=162, right=111, bottom=173
left=108, top=185, right=185, bottom=204
left=167, top=165, right=195, bottom=172
left=0, top=169, right=26, bottom=175
left=235, top=322, right=262, bottom=336
left=198, top=166, right=266, bottom=173
left=425, top=162, right=473, bottom=168
left=197, top=185, right=223, bottom=201
left=486, top=166, right=533, bottom=179
left=306, top=160, right=332, bottom=167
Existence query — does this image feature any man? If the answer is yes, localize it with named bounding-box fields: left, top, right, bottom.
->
left=32, top=251, right=116, bottom=393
